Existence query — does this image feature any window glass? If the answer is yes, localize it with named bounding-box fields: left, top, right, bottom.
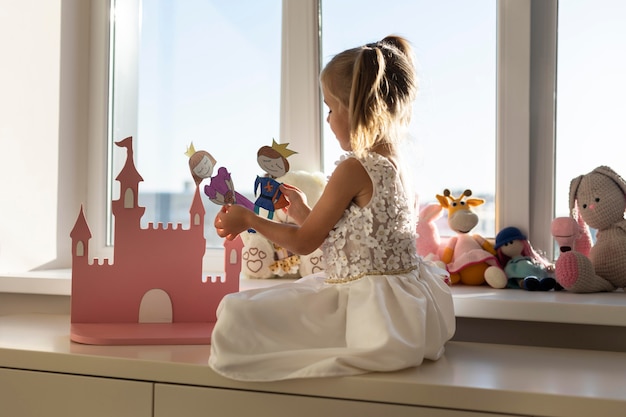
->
left=321, top=0, right=497, bottom=236
left=555, top=0, right=626, bottom=219
left=110, top=0, right=281, bottom=248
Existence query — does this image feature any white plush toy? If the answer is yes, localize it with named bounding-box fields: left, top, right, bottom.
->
left=241, top=170, right=327, bottom=279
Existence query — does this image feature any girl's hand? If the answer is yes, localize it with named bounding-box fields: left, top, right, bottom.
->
left=214, top=204, right=252, bottom=240
left=279, top=183, right=311, bottom=225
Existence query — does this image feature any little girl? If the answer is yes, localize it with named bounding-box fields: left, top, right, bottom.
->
left=210, top=35, right=455, bottom=381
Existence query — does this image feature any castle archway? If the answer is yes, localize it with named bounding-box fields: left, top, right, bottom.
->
left=139, top=289, right=173, bottom=323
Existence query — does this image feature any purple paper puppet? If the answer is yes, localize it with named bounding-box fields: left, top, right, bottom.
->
left=185, top=143, right=253, bottom=210
left=205, top=166, right=254, bottom=210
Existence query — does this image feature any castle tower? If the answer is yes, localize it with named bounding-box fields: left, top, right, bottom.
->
left=190, top=185, right=205, bottom=228
left=189, top=185, right=206, bottom=261
left=70, top=205, right=92, bottom=265
left=112, top=137, right=145, bottom=253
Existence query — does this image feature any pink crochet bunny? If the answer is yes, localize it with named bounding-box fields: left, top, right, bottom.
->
left=551, top=166, right=626, bottom=292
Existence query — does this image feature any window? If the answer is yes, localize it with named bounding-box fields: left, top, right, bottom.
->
left=555, top=0, right=626, bottom=219
left=5, top=0, right=626, bottom=331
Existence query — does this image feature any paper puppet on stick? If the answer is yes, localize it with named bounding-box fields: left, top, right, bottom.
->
left=254, top=139, right=297, bottom=220
left=185, top=143, right=254, bottom=210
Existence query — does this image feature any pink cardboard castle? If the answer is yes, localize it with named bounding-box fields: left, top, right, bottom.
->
left=70, top=137, right=241, bottom=345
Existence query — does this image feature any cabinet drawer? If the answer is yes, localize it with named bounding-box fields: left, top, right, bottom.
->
left=0, top=367, right=152, bottom=417
left=154, top=383, right=522, bottom=417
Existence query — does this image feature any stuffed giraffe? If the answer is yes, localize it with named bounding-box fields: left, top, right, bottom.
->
left=437, top=189, right=507, bottom=289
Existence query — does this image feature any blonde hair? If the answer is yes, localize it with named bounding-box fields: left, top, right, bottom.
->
left=320, top=35, right=418, bottom=156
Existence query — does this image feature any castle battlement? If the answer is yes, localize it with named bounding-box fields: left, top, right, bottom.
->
left=90, top=258, right=112, bottom=267
left=146, top=222, right=186, bottom=231
left=204, top=275, right=227, bottom=284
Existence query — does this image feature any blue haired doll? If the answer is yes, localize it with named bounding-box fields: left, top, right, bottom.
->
left=495, top=227, right=556, bottom=291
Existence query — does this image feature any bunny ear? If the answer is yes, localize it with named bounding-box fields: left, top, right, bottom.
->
left=569, top=175, right=583, bottom=217
left=593, top=165, right=626, bottom=196
left=419, top=203, right=443, bottom=222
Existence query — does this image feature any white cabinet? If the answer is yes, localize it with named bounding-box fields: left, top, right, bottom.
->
left=1, top=368, right=526, bottom=417
left=0, top=368, right=152, bottom=417
left=153, top=383, right=522, bottom=417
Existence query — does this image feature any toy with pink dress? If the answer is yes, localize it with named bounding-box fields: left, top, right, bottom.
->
left=436, top=189, right=507, bottom=289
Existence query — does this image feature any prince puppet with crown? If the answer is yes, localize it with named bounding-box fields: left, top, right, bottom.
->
left=253, top=139, right=298, bottom=220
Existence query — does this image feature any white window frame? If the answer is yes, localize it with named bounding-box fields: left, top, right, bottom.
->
left=497, top=0, right=557, bottom=259
left=1, top=0, right=558, bottom=291
left=93, top=0, right=557, bottom=270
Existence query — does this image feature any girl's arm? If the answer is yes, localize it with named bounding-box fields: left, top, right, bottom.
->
left=215, top=157, right=371, bottom=255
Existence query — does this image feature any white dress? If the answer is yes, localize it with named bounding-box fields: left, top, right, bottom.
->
left=209, top=153, right=456, bottom=381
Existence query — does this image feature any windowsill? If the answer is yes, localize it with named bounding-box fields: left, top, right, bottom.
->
left=0, top=269, right=284, bottom=296
left=0, top=269, right=72, bottom=296
left=1, top=270, right=626, bottom=328
left=451, top=285, right=626, bottom=326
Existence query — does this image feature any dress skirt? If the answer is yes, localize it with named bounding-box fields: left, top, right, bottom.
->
left=208, top=260, right=455, bottom=381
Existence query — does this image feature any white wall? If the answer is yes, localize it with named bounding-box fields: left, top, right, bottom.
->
left=0, top=0, right=89, bottom=272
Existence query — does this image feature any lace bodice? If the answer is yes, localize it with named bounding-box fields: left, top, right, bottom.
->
left=322, top=153, right=419, bottom=283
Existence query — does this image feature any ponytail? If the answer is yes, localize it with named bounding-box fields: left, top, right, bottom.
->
left=321, top=35, right=418, bottom=155
left=350, top=47, right=387, bottom=153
